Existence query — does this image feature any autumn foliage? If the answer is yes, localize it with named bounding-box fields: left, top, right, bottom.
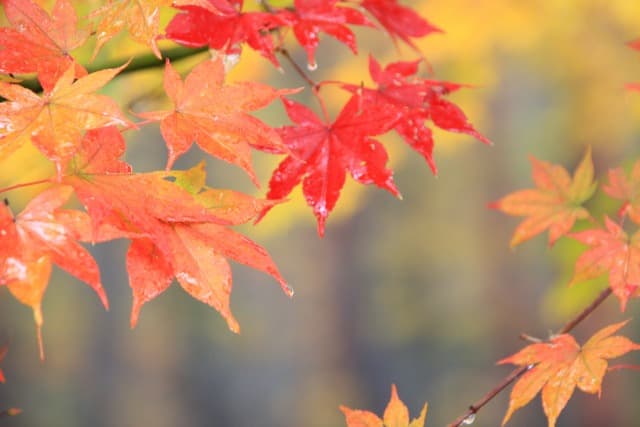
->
left=0, top=0, right=640, bottom=426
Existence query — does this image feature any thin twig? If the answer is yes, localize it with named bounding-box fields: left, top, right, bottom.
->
left=15, top=46, right=209, bottom=93
left=0, top=178, right=53, bottom=195
left=447, top=286, right=613, bottom=427
left=276, top=47, right=318, bottom=90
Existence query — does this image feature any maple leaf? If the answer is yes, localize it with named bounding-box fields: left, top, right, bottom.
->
left=499, top=321, right=640, bottom=427
left=265, top=95, right=401, bottom=236
left=340, top=384, right=428, bottom=427
left=569, top=216, right=640, bottom=310
left=62, top=127, right=290, bottom=332
left=0, top=64, right=132, bottom=173
left=90, top=0, right=172, bottom=60
left=490, top=147, right=596, bottom=247
left=0, top=185, right=108, bottom=359
left=0, top=0, right=89, bottom=92
left=360, top=0, right=441, bottom=53
left=602, top=160, right=640, bottom=224
left=165, top=0, right=284, bottom=66
left=276, top=0, right=373, bottom=68
left=343, top=56, right=490, bottom=175
left=138, top=59, right=296, bottom=184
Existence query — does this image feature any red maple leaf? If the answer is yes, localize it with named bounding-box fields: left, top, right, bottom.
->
left=340, top=384, right=428, bottom=427
left=499, top=321, right=640, bottom=427
left=276, top=0, right=373, bottom=68
left=343, top=56, right=490, bottom=174
left=360, top=0, right=442, bottom=52
left=0, top=185, right=107, bottom=359
left=570, top=216, right=640, bottom=310
left=138, top=58, right=297, bottom=184
left=62, top=127, right=291, bottom=332
left=165, top=0, right=283, bottom=65
left=490, top=148, right=596, bottom=246
left=0, top=0, right=89, bottom=92
left=265, top=95, right=401, bottom=236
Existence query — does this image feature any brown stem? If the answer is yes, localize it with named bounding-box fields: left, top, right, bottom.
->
left=447, top=286, right=613, bottom=427
left=15, top=46, right=209, bottom=93
left=276, top=47, right=318, bottom=90
left=0, top=178, right=53, bottom=195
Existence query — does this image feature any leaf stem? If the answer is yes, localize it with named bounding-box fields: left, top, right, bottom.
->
left=447, top=286, right=613, bottom=427
left=0, top=178, right=53, bottom=195
left=276, top=47, right=332, bottom=122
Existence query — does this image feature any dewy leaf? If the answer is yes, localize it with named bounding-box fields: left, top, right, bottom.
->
left=0, top=0, right=89, bottom=91
left=277, top=0, right=373, bottom=68
left=165, top=0, right=284, bottom=66
left=602, top=160, right=640, bottom=224
left=63, top=129, right=291, bottom=332
left=360, top=0, right=442, bottom=52
left=340, top=384, right=428, bottom=427
left=499, top=321, right=640, bottom=427
left=343, top=56, right=489, bottom=175
left=490, top=147, right=596, bottom=247
left=90, top=0, right=172, bottom=60
left=138, top=59, right=297, bottom=185
left=570, top=217, right=640, bottom=311
left=265, top=95, right=401, bottom=236
left=0, top=64, right=132, bottom=173
left=0, top=185, right=108, bottom=359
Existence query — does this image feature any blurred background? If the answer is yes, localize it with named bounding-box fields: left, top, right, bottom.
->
left=3, top=0, right=640, bottom=426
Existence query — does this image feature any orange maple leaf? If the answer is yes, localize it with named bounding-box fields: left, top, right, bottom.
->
left=0, top=0, right=89, bottom=91
left=340, top=384, right=428, bottom=427
left=138, top=59, right=298, bottom=185
left=90, top=0, right=172, bottom=60
left=570, top=216, right=640, bottom=310
left=0, top=185, right=107, bottom=359
left=602, top=160, right=640, bottom=224
left=490, top=147, right=596, bottom=247
left=0, top=64, right=132, bottom=172
left=499, top=321, right=640, bottom=427
left=62, top=127, right=291, bottom=332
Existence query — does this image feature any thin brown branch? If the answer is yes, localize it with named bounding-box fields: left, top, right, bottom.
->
left=13, top=46, right=209, bottom=93
left=276, top=47, right=318, bottom=90
left=447, top=286, right=613, bottom=427
left=0, top=178, right=53, bottom=195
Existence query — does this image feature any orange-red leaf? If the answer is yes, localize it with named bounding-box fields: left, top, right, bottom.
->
left=341, top=384, right=427, bottom=427
left=0, top=185, right=107, bottom=359
left=63, top=127, right=290, bottom=331
left=0, top=0, right=89, bottom=91
left=138, top=59, right=297, bottom=185
left=570, top=217, right=640, bottom=310
left=490, top=147, right=596, bottom=246
left=0, top=64, right=132, bottom=170
left=90, top=0, right=172, bottom=59
left=499, top=321, right=640, bottom=427
left=602, top=160, right=640, bottom=224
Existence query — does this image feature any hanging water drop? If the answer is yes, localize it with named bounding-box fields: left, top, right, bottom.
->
left=461, top=413, right=476, bottom=425
left=307, top=61, right=318, bottom=71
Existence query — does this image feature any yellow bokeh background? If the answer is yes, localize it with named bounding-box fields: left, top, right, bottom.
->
left=3, top=1, right=640, bottom=427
